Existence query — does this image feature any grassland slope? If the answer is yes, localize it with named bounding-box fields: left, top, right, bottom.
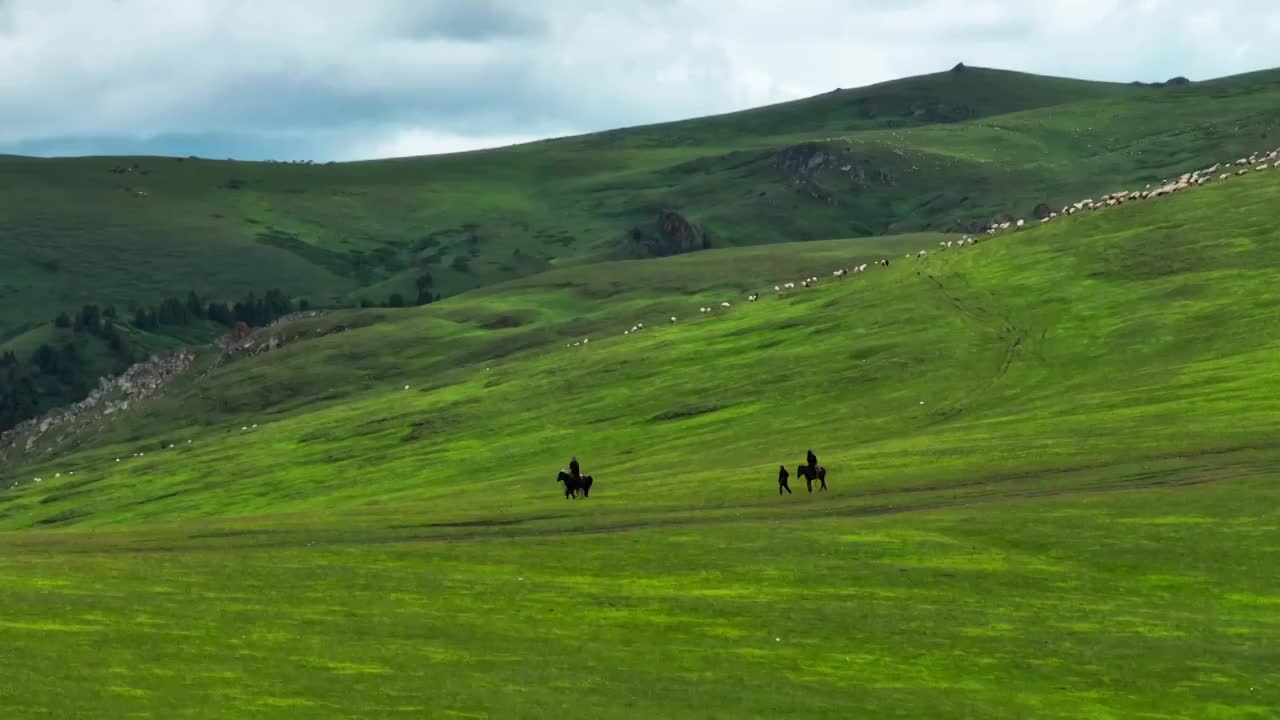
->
left=1, top=158, right=1279, bottom=719
left=3, top=165, right=1279, bottom=528
left=2, top=66, right=1279, bottom=340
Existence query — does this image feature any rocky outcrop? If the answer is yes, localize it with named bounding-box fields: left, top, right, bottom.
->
left=0, top=349, right=197, bottom=462
left=208, top=311, right=329, bottom=371
left=623, top=210, right=711, bottom=258
left=1033, top=202, right=1053, bottom=220
left=772, top=142, right=898, bottom=204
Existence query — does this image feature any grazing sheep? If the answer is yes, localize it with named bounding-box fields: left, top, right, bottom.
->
left=721, top=302, right=731, bottom=308
left=1015, top=219, right=1025, bottom=229
left=670, top=316, right=678, bottom=323
left=917, top=250, right=927, bottom=257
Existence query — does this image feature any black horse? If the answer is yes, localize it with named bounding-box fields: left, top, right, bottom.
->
left=796, top=464, right=827, bottom=493
left=556, top=470, right=594, bottom=499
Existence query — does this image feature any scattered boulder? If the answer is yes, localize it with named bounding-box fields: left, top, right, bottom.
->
left=1032, top=202, right=1053, bottom=220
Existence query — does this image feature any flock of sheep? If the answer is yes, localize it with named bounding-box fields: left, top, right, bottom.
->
left=983, top=147, right=1280, bottom=234
left=564, top=143, right=1280, bottom=350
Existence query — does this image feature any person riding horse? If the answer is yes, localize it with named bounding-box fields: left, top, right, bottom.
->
left=569, top=456, right=581, bottom=480
left=806, top=449, right=818, bottom=470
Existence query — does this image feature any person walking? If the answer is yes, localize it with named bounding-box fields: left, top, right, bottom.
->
left=777, top=465, right=792, bottom=495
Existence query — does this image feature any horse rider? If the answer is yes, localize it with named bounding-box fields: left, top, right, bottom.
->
left=806, top=449, right=818, bottom=470
left=569, top=456, right=581, bottom=479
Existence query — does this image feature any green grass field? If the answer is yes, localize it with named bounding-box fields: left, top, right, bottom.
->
left=2, top=161, right=1279, bottom=717
left=3, top=66, right=1279, bottom=340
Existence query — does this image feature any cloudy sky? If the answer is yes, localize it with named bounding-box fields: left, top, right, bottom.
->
left=2, top=0, right=1278, bottom=161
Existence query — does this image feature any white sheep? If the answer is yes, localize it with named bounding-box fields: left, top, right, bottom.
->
left=1015, top=219, right=1025, bottom=229
left=917, top=250, right=927, bottom=257
left=720, top=302, right=731, bottom=308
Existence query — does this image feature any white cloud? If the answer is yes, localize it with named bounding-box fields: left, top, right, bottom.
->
left=345, top=128, right=552, bottom=160
left=0, top=0, right=1278, bottom=159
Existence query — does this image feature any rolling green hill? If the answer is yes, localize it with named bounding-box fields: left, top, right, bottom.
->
left=1, top=163, right=1278, bottom=716
left=3, top=65, right=1279, bottom=343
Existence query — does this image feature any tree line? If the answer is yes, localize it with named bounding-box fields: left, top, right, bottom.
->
left=2, top=288, right=304, bottom=433
left=3, top=277, right=436, bottom=433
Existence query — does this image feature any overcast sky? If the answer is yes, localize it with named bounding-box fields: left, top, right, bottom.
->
left=2, top=0, right=1278, bottom=161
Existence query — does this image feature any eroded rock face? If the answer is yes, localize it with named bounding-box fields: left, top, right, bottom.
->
left=773, top=143, right=897, bottom=195
left=1, top=349, right=197, bottom=462
left=624, top=210, right=711, bottom=258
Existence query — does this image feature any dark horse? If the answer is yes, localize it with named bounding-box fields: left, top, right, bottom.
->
left=796, top=464, right=827, bottom=493
left=556, top=470, right=594, bottom=499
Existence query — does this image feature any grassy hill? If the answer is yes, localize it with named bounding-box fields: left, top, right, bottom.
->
left=2, top=166, right=1279, bottom=717
left=3, top=66, right=1280, bottom=342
